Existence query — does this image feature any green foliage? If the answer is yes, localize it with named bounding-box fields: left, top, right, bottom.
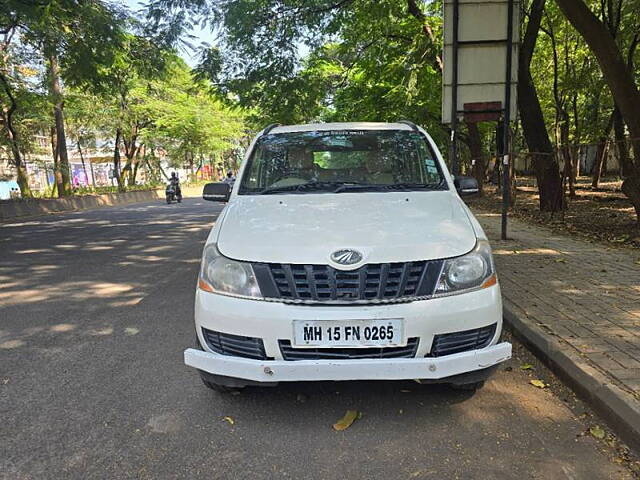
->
left=141, top=58, right=246, bottom=166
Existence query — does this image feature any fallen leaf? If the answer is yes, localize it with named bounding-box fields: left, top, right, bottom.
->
left=554, top=259, right=567, bottom=263
left=223, top=416, right=235, bottom=425
left=590, top=425, right=605, bottom=439
left=530, top=379, right=547, bottom=389
left=333, top=410, right=359, bottom=431
left=520, top=363, right=534, bottom=370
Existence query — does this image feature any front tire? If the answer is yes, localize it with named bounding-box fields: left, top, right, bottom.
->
left=200, top=375, right=238, bottom=393
left=166, top=195, right=171, bottom=204
left=450, top=380, right=485, bottom=391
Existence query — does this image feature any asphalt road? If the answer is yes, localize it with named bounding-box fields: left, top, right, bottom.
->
left=0, top=198, right=634, bottom=479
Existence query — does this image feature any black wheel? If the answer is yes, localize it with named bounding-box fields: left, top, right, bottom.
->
left=450, top=380, right=485, bottom=391
left=195, top=336, right=242, bottom=393
left=177, top=196, right=182, bottom=203
left=166, top=195, right=171, bottom=204
left=200, top=376, right=237, bottom=393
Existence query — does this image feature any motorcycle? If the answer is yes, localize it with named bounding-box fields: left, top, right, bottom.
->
left=165, top=183, right=182, bottom=204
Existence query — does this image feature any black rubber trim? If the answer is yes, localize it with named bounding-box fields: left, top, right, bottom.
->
left=262, top=123, right=281, bottom=135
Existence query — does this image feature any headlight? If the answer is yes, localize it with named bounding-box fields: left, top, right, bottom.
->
left=198, top=244, right=262, bottom=298
left=434, top=240, right=497, bottom=296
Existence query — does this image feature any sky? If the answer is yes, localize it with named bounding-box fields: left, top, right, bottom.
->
left=119, top=0, right=215, bottom=67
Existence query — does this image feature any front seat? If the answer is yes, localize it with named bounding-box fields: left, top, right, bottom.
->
left=365, top=151, right=394, bottom=184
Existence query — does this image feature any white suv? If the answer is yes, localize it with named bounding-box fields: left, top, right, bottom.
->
left=184, top=122, right=511, bottom=392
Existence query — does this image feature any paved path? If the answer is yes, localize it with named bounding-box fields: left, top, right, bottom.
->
left=0, top=200, right=633, bottom=479
left=476, top=212, right=640, bottom=398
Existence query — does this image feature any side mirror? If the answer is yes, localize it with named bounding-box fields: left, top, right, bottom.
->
left=203, top=183, right=231, bottom=202
left=454, top=176, right=480, bottom=197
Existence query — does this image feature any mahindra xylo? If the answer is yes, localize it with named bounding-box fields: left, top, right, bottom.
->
left=184, top=122, right=511, bottom=392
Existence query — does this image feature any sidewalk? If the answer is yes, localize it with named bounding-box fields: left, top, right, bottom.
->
left=475, top=210, right=640, bottom=448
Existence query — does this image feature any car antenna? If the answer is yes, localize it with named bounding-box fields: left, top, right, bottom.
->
left=397, top=120, right=419, bottom=132
left=262, top=123, right=281, bottom=135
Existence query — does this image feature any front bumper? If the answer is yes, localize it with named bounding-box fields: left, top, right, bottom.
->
left=184, top=342, right=511, bottom=382
left=187, top=283, right=511, bottom=383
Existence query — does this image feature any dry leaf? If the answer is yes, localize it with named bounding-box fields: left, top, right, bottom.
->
left=520, top=363, right=534, bottom=370
left=590, top=425, right=605, bottom=439
left=530, top=379, right=547, bottom=388
left=333, top=410, right=359, bottom=431
left=223, top=416, right=235, bottom=425
left=554, top=258, right=567, bottom=263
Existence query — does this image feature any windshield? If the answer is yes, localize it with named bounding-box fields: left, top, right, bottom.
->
left=238, top=130, right=447, bottom=195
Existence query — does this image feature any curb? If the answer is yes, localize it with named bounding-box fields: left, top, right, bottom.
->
left=503, top=299, right=640, bottom=452
left=0, top=186, right=203, bottom=222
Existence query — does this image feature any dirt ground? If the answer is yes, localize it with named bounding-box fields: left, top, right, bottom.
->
left=472, top=176, right=640, bottom=249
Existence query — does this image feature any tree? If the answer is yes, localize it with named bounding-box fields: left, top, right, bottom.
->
left=142, top=59, right=246, bottom=178
left=94, top=33, right=171, bottom=189
left=4, top=0, right=127, bottom=196
left=0, top=23, right=32, bottom=196
left=554, top=0, right=640, bottom=222
left=518, top=0, right=564, bottom=211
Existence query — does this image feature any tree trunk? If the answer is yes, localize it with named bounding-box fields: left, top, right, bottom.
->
left=612, top=105, right=630, bottom=177
left=555, top=0, right=640, bottom=223
left=0, top=71, right=32, bottom=197
left=592, top=110, right=615, bottom=188
left=77, top=139, right=89, bottom=188
left=555, top=0, right=640, bottom=157
left=129, top=146, right=141, bottom=186
left=559, top=112, right=575, bottom=197
left=518, top=0, right=564, bottom=211
left=113, top=128, right=123, bottom=190
left=592, top=139, right=607, bottom=188
left=48, top=53, right=71, bottom=197
left=50, top=126, right=63, bottom=196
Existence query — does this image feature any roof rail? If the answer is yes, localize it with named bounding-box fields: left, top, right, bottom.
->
left=262, top=123, right=281, bottom=135
left=397, top=120, right=419, bottom=132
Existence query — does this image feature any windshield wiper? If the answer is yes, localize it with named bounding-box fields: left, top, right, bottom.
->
left=333, top=181, right=447, bottom=193
left=377, top=181, right=448, bottom=191
left=258, top=181, right=359, bottom=195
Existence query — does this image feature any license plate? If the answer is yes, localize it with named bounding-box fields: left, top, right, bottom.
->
left=292, top=319, right=404, bottom=348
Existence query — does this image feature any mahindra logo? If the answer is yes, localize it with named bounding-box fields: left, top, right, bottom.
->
left=330, top=249, right=363, bottom=266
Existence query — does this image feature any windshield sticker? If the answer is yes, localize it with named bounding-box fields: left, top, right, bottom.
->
left=427, top=166, right=438, bottom=174
left=327, top=130, right=366, bottom=136
left=425, top=159, right=436, bottom=166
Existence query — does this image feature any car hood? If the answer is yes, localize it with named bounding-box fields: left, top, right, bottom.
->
left=216, top=192, right=477, bottom=265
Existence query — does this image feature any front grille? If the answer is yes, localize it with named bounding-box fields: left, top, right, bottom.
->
left=278, top=337, right=419, bottom=361
left=427, top=324, right=497, bottom=357
left=201, top=328, right=268, bottom=360
left=252, top=260, right=443, bottom=303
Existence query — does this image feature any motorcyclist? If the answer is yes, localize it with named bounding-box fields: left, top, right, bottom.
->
left=169, top=172, right=182, bottom=197
left=223, top=171, right=235, bottom=185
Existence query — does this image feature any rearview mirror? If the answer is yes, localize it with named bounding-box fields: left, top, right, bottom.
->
left=454, top=176, right=479, bottom=197
left=203, top=183, right=231, bottom=202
